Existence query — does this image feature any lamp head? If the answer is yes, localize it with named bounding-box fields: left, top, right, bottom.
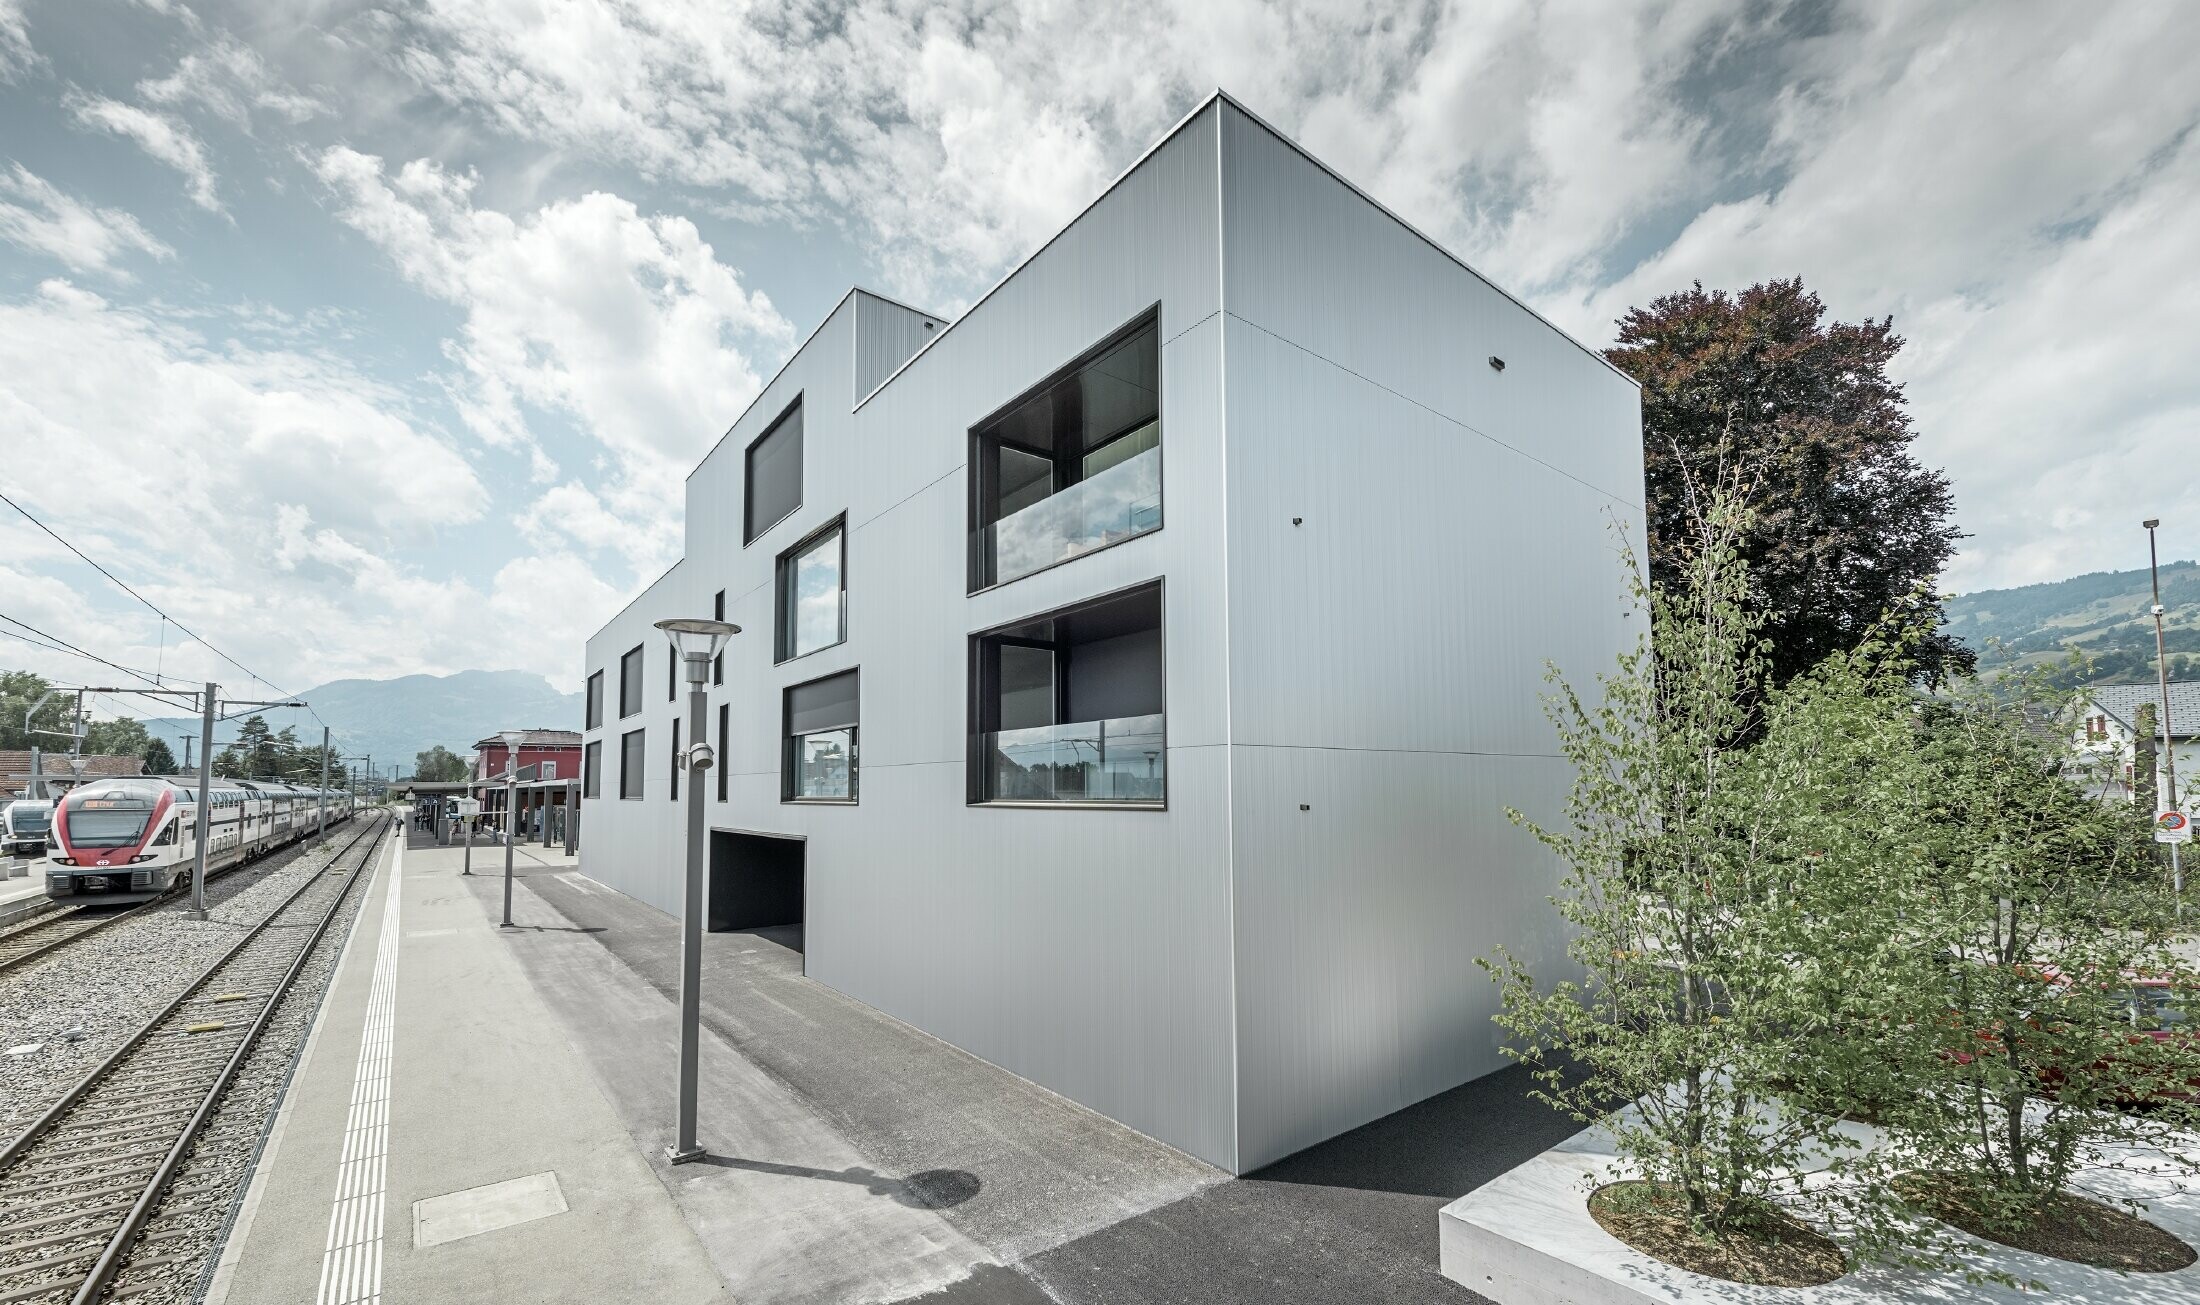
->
left=2144, top=518, right=2161, bottom=529
left=655, top=617, right=741, bottom=685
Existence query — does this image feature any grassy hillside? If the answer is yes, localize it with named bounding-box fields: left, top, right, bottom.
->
left=1943, top=560, right=2200, bottom=683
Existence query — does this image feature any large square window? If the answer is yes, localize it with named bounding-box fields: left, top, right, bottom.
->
left=969, top=313, right=1160, bottom=590
left=585, top=670, right=603, bottom=730
left=783, top=669, right=857, bottom=802
left=745, top=398, right=803, bottom=544
left=968, top=581, right=1164, bottom=805
left=619, top=728, right=645, bottom=799
left=619, top=645, right=643, bottom=718
left=776, top=517, right=846, bottom=662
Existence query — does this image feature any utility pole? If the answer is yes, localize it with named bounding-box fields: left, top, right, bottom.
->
left=2144, top=518, right=2183, bottom=912
left=318, top=725, right=331, bottom=837
left=191, top=682, right=216, bottom=921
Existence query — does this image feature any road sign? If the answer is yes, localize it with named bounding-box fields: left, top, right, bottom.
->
left=2159, top=810, right=2193, bottom=844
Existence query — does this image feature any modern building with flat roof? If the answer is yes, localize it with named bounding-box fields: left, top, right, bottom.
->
left=579, top=92, right=1644, bottom=1174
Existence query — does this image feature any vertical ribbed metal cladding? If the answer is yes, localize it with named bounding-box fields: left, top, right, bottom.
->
left=1216, top=97, right=1642, bottom=1170
left=0, top=813, right=390, bottom=1305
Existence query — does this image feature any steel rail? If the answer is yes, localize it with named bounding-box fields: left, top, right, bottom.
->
left=0, top=815, right=383, bottom=1172
left=72, top=815, right=393, bottom=1303
left=0, top=811, right=358, bottom=980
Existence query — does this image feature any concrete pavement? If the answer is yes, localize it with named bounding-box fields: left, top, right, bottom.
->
left=210, top=829, right=725, bottom=1303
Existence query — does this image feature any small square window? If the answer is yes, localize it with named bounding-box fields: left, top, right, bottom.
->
left=783, top=669, right=857, bottom=802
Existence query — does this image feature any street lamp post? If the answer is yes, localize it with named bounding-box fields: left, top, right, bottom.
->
left=655, top=615, right=740, bottom=1165
left=501, top=730, right=523, bottom=928
left=2144, top=519, right=2183, bottom=911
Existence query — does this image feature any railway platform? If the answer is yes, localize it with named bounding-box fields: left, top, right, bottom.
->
left=205, top=835, right=725, bottom=1305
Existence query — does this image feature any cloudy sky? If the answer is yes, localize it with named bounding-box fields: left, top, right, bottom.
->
left=1, top=0, right=2195, bottom=712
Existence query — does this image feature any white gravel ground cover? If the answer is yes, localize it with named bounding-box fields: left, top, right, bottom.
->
left=0, top=831, right=353, bottom=1135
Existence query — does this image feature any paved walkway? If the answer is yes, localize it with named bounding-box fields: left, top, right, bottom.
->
left=215, top=835, right=1576, bottom=1304
left=210, top=830, right=724, bottom=1303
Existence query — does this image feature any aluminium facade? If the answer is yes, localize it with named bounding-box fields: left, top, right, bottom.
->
left=579, top=93, right=1644, bottom=1174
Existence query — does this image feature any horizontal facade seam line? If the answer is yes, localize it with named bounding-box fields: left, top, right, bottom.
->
left=1229, top=742, right=1567, bottom=759
left=1221, top=309, right=1645, bottom=514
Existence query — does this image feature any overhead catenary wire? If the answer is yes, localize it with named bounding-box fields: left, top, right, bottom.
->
left=0, top=489, right=324, bottom=728
left=0, top=611, right=183, bottom=696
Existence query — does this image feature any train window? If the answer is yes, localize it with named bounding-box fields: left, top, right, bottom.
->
left=154, top=819, right=178, bottom=846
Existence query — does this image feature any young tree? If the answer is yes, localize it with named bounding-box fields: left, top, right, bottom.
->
left=1606, top=278, right=1971, bottom=686
left=82, top=715, right=150, bottom=758
left=414, top=745, right=469, bottom=783
left=1483, top=485, right=1924, bottom=1262
left=0, top=670, right=71, bottom=749
left=141, top=736, right=178, bottom=775
left=1868, top=675, right=2200, bottom=1261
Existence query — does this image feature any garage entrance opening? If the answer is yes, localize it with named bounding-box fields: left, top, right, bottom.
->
left=709, top=830, right=805, bottom=954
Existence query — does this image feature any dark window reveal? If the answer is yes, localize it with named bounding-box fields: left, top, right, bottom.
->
left=585, top=670, right=604, bottom=730
left=619, top=645, right=643, bottom=718
left=619, top=728, right=645, bottom=799
left=746, top=398, right=803, bottom=544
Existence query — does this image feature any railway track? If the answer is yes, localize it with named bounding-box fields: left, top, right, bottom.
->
left=0, top=820, right=353, bottom=981
left=0, top=812, right=390, bottom=1305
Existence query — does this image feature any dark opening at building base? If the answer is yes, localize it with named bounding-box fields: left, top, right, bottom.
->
left=709, top=829, right=805, bottom=954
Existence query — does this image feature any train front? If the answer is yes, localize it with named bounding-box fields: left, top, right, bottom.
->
left=47, top=779, right=179, bottom=902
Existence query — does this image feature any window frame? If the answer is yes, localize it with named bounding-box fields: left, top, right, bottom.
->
left=966, top=576, right=1167, bottom=810
left=774, top=513, right=848, bottom=664
left=585, top=670, right=604, bottom=731
left=618, top=645, right=643, bottom=719
left=781, top=667, right=859, bottom=805
left=583, top=739, right=601, bottom=799
left=619, top=728, right=645, bottom=800
left=712, top=590, right=727, bottom=685
left=716, top=702, right=730, bottom=802
left=967, top=306, right=1163, bottom=595
left=743, top=395, right=804, bottom=546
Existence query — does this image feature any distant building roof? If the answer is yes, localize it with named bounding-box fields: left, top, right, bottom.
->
left=2084, top=682, right=2200, bottom=739
left=470, top=729, right=582, bottom=750
left=0, top=751, right=147, bottom=800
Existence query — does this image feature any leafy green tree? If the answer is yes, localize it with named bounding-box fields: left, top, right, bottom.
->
left=82, top=715, right=150, bottom=758
left=413, top=745, right=469, bottom=783
left=1482, top=487, right=1924, bottom=1256
left=1862, top=675, right=2200, bottom=1262
left=1606, top=278, right=1972, bottom=686
left=142, top=736, right=178, bottom=774
left=0, top=670, right=72, bottom=749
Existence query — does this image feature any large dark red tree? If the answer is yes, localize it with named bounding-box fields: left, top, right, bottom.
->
left=1606, top=278, right=1972, bottom=684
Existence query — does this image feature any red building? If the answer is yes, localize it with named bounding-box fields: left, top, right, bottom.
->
left=470, top=728, right=583, bottom=842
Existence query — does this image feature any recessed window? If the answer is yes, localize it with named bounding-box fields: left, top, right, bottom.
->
left=585, top=671, right=604, bottom=730
left=583, top=740, right=601, bottom=798
left=717, top=702, right=729, bottom=802
left=776, top=517, right=846, bottom=662
left=667, top=644, right=676, bottom=701
left=619, top=728, right=645, bottom=799
left=970, top=313, right=1160, bottom=591
left=713, top=590, right=727, bottom=685
left=619, top=645, right=643, bottom=718
left=669, top=719, right=680, bottom=801
left=745, top=397, right=803, bottom=544
left=783, top=669, right=857, bottom=802
left=969, top=581, right=1164, bottom=805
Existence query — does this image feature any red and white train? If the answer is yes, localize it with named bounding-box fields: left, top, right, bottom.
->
left=44, top=776, right=356, bottom=903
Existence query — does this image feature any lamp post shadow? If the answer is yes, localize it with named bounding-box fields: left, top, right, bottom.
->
left=684, top=1155, right=982, bottom=1210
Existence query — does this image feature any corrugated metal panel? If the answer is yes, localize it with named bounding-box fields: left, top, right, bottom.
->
left=851, top=291, right=942, bottom=400
left=581, top=103, right=1240, bottom=1169
left=1217, top=100, right=1641, bottom=1171
left=1219, top=103, right=1642, bottom=509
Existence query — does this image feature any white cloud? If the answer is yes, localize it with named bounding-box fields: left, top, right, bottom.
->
left=0, top=278, right=489, bottom=690
left=140, top=32, right=321, bottom=126
left=0, top=0, right=35, bottom=80
left=313, top=146, right=793, bottom=574
left=0, top=165, right=172, bottom=274
left=68, top=92, right=223, bottom=211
